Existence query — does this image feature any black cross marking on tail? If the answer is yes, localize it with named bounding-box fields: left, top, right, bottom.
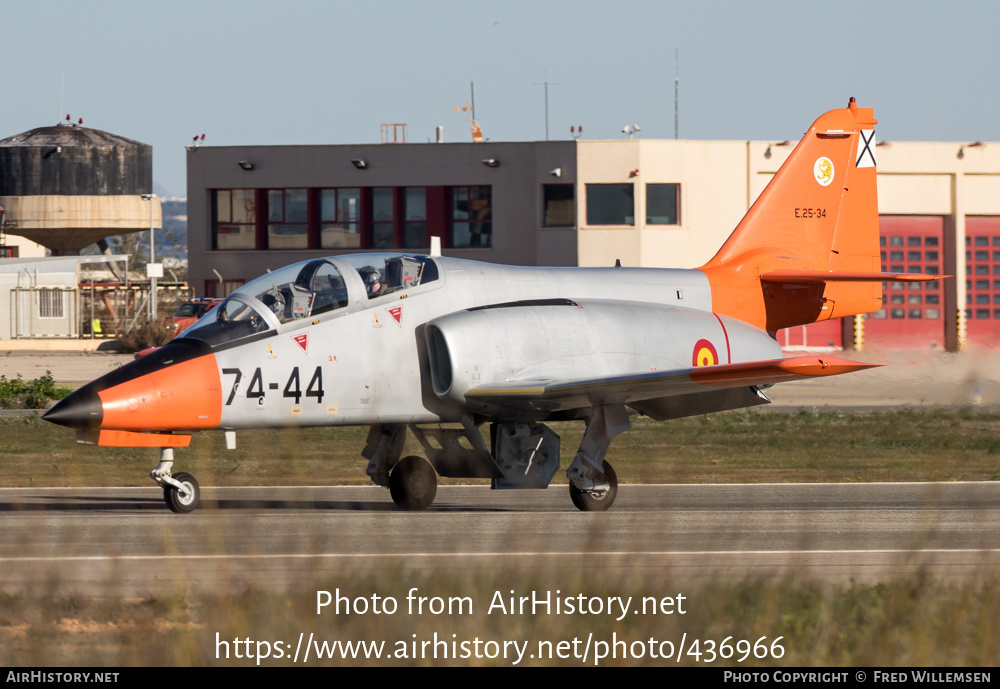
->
left=856, top=130, right=876, bottom=168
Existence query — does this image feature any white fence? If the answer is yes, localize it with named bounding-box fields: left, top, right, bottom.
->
left=7, top=284, right=193, bottom=339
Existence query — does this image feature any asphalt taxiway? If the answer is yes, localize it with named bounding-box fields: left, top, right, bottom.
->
left=0, top=482, right=996, bottom=595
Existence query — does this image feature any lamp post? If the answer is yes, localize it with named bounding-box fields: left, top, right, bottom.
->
left=140, top=194, right=160, bottom=320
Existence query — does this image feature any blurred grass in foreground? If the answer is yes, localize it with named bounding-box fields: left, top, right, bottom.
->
left=2, top=408, right=998, bottom=667
left=6, top=407, right=1000, bottom=487
left=0, top=570, right=996, bottom=666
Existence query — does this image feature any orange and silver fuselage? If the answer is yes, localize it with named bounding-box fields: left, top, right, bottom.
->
left=44, top=341, right=222, bottom=447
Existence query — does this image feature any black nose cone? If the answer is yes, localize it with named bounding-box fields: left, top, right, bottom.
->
left=42, top=386, right=103, bottom=430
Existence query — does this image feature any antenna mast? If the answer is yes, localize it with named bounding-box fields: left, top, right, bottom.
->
left=533, top=69, right=559, bottom=141
left=469, top=82, right=483, bottom=143
left=674, top=49, right=679, bottom=140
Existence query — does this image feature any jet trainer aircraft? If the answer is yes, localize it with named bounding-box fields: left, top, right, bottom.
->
left=45, top=99, right=940, bottom=513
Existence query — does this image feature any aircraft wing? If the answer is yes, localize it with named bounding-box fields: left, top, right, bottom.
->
left=464, top=356, right=878, bottom=417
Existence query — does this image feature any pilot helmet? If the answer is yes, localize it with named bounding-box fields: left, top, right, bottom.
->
left=360, top=267, right=380, bottom=289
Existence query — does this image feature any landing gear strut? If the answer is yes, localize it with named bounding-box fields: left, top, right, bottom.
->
left=566, top=404, right=629, bottom=512
left=151, top=447, right=201, bottom=513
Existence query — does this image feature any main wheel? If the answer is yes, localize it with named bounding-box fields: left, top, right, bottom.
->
left=164, top=472, right=201, bottom=514
left=388, top=456, right=437, bottom=511
left=569, top=461, right=618, bottom=512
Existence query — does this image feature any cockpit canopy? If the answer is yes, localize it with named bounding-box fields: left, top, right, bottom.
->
left=250, top=259, right=349, bottom=324
left=337, top=253, right=437, bottom=300
left=180, top=254, right=438, bottom=347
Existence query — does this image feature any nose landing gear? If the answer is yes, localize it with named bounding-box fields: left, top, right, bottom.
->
left=151, top=447, right=201, bottom=513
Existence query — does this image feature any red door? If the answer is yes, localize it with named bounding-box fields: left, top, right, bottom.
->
left=965, top=217, right=1000, bottom=347
left=865, top=216, right=946, bottom=349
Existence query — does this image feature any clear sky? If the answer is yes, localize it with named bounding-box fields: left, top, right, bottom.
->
left=3, top=0, right=998, bottom=195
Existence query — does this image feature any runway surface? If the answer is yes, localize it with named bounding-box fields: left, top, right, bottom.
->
left=0, top=482, right=997, bottom=595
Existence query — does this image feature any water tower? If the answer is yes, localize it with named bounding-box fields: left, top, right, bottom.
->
left=0, top=118, right=160, bottom=255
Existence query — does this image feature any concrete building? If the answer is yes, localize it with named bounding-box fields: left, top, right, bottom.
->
left=187, top=136, right=1000, bottom=350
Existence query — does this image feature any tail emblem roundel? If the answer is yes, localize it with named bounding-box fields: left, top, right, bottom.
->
left=692, top=339, right=719, bottom=367
left=814, top=157, right=834, bottom=187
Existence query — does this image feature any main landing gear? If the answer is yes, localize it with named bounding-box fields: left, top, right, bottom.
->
left=150, top=404, right=628, bottom=514
left=364, top=424, right=444, bottom=511
left=388, top=456, right=438, bottom=511
left=364, top=404, right=630, bottom=513
left=151, top=448, right=201, bottom=514
left=568, top=461, right=618, bottom=512
left=564, top=405, right=629, bottom=512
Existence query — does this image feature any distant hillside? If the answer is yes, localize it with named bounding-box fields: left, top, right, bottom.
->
left=158, top=197, right=187, bottom=260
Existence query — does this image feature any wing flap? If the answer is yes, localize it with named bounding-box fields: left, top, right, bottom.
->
left=464, top=356, right=879, bottom=414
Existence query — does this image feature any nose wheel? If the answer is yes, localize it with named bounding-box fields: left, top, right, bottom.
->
left=163, top=472, right=201, bottom=513
left=388, top=455, right=437, bottom=510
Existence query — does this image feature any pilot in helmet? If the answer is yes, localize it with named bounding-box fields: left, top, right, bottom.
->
left=360, top=266, right=386, bottom=298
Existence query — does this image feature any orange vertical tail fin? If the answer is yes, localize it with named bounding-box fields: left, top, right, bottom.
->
left=700, top=99, right=887, bottom=332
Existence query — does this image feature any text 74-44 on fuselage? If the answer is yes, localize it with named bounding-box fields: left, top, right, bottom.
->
left=44, top=99, right=942, bottom=513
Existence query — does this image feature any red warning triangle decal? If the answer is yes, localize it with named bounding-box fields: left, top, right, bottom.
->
left=292, top=333, right=309, bottom=353
left=386, top=306, right=403, bottom=326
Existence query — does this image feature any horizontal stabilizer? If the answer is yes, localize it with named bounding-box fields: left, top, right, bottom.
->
left=761, top=270, right=947, bottom=284
left=464, top=356, right=879, bottom=414
left=688, top=356, right=880, bottom=387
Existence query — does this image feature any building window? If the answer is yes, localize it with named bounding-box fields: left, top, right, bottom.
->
left=646, top=184, right=679, bottom=225
left=213, top=189, right=256, bottom=250
left=267, top=188, right=308, bottom=249
left=371, top=188, right=395, bottom=249
left=212, top=186, right=450, bottom=252
left=450, top=186, right=492, bottom=247
left=0, top=246, right=18, bottom=258
left=404, top=187, right=427, bottom=249
left=38, top=288, right=64, bottom=319
left=320, top=188, right=361, bottom=249
left=543, top=185, right=575, bottom=227
left=586, top=184, right=633, bottom=225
